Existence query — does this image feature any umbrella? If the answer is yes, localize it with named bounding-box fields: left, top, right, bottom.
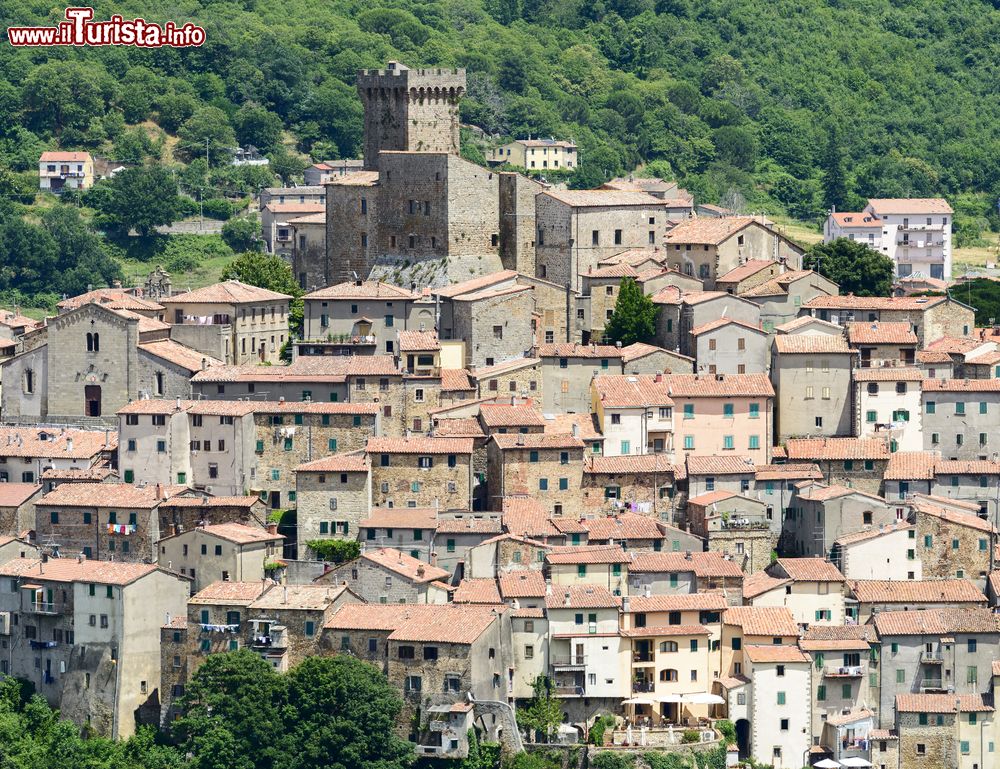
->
left=839, top=759, right=871, bottom=768
left=622, top=697, right=656, bottom=705
left=683, top=693, right=725, bottom=705
left=658, top=694, right=685, bottom=703
left=813, top=760, right=841, bottom=769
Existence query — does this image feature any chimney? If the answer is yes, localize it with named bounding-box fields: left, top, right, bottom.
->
left=622, top=595, right=631, bottom=613
left=572, top=423, right=580, bottom=438
left=416, top=565, right=425, bottom=577
left=104, top=430, right=111, bottom=448
left=545, top=581, right=552, bottom=595
left=644, top=586, right=651, bottom=598
left=685, top=550, right=692, bottom=560
left=201, top=357, right=208, bottom=371
left=168, top=523, right=177, bottom=537
left=176, top=397, right=182, bottom=410
left=65, top=437, right=73, bottom=453
left=165, top=612, right=171, bottom=626
left=266, top=522, right=278, bottom=535
left=282, top=586, right=288, bottom=604
left=279, top=396, right=285, bottom=403
left=155, top=483, right=162, bottom=500
left=563, top=591, right=571, bottom=607
left=77, top=553, right=83, bottom=563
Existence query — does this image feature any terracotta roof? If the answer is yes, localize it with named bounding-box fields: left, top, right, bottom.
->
left=250, top=402, right=379, bottom=415
left=383, top=604, right=501, bottom=644
left=867, top=198, right=953, bottom=215
left=186, top=523, right=282, bottom=544
left=874, top=608, right=1000, bottom=639
left=583, top=263, right=643, bottom=279
left=358, top=548, right=450, bottom=583
left=249, top=583, right=351, bottom=611
left=286, top=212, right=325, bottom=225
left=664, top=217, right=761, bottom=245
left=785, top=438, right=890, bottom=461
left=626, top=593, right=728, bottom=612
left=58, top=288, right=163, bottom=312
left=491, top=433, right=584, bottom=451
left=690, top=318, right=765, bottom=337
left=847, top=321, right=918, bottom=345
left=0, top=558, right=159, bottom=586
left=327, top=171, right=379, bottom=187
left=545, top=584, right=619, bottom=609
left=0, top=427, right=113, bottom=458
left=452, top=578, right=502, bottom=605
left=916, top=349, right=954, bottom=363
left=829, top=212, right=882, bottom=229
left=585, top=454, right=681, bottom=476
left=397, top=330, right=440, bottom=352
left=687, top=455, right=756, bottom=476
left=923, top=377, right=1000, bottom=392
left=550, top=517, right=588, bottom=534
left=542, top=189, right=664, bottom=208
left=869, top=730, right=897, bottom=740
left=41, top=467, right=116, bottom=481
left=774, top=316, right=843, bottom=334
left=263, top=202, right=326, bottom=214
left=535, top=343, right=624, bottom=359
left=544, top=413, right=604, bottom=442
left=432, top=271, right=518, bottom=299
left=189, top=580, right=268, bottom=605
left=621, top=624, right=710, bottom=638
left=910, top=498, right=997, bottom=533
left=853, top=367, right=924, bottom=381
left=773, top=334, right=852, bottom=354
left=935, top=460, right=1000, bottom=475
left=469, top=357, right=540, bottom=380
left=295, top=452, right=369, bottom=473
left=191, top=356, right=399, bottom=383
left=325, top=603, right=437, bottom=631
left=834, top=522, right=913, bottom=547
left=849, top=579, right=985, bottom=605
left=716, top=260, right=777, bottom=284
left=479, top=402, right=546, bottom=428
left=434, top=517, right=502, bottom=534
left=158, top=496, right=264, bottom=509
left=582, top=513, right=664, bottom=541
left=825, top=709, right=875, bottom=727
left=440, top=368, right=476, bottom=391
left=663, top=373, right=774, bottom=398
left=742, top=572, right=791, bottom=599
left=432, top=417, right=486, bottom=439
left=186, top=400, right=258, bottom=417
left=741, top=270, right=820, bottom=298
left=366, top=437, right=474, bottom=454
left=650, top=286, right=683, bottom=305
left=896, top=693, right=992, bottom=714
left=774, top=558, right=845, bottom=582
left=804, top=295, right=948, bottom=310
left=359, top=508, right=438, bottom=530
left=160, top=280, right=291, bottom=304
left=629, top=551, right=743, bottom=578
left=593, top=375, right=673, bottom=408
left=303, top=281, right=416, bottom=300
left=687, top=490, right=745, bottom=507
left=679, top=291, right=727, bottom=306
left=138, top=340, right=222, bottom=372
left=0, top=484, right=41, bottom=507
left=722, top=606, right=799, bottom=636
left=498, top=570, right=547, bottom=599
left=620, top=342, right=688, bottom=365
left=40, top=151, right=92, bottom=162
left=799, top=625, right=874, bottom=651
left=926, top=336, right=985, bottom=354
left=754, top=464, right=823, bottom=481
left=38, top=483, right=186, bottom=508
left=743, top=645, right=810, bottom=664
left=546, top=544, right=630, bottom=565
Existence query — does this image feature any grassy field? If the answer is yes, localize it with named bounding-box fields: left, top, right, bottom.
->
left=953, top=231, right=1000, bottom=273
left=770, top=215, right=824, bottom=249
left=119, top=250, right=233, bottom=294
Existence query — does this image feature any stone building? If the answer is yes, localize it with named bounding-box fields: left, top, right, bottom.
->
left=848, top=578, right=987, bottom=625
left=771, top=333, right=857, bottom=440
left=359, top=507, right=439, bottom=561
left=160, top=280, right=292, bottom=366
left=367, top=436, right=475, bottom=510
left=893, top=693, right=995, bottom=769
left=689, top=318, right=769, bottom=375
left=0, top=426, right=114, bottom=486
left=294, top=452, right=371, bottom=558
left=316, top=547, right=451, bottom=604
left=432, top=515, right=502, bottom=578
left=674, top=291, right=761, bottom=359
left=921, top=377, right=1000, bottom=460
left=788, top=483, right=896, bottom=558
left=0, top=558, right=189, bottom=738
left=685, top=490, right=774, bottom=573
left=802, top=294, right=974, bottom=347
left=854, top=367, right=924, bottom=451
left=581, top=453, right=684, bottom=521
left=847, top=321, right=918, bottom=368
left=909, top=495, right=996, bottom=584
left=740, top=270, right=838, bottom=332
left=783, top=438, right=891, bottom=495
left=485, top=433, right=585, bottom=514
left=157, top=522, right=283, bottom=593
left=591, top=373, right=674, bottom=457
left=535, top=343, right=624, bottom=413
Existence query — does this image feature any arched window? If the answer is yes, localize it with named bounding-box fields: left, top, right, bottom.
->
left=23, top=369, right=34, bottom=394
left=659, top=641, right=679, bottom=653
left=659, top=669, right=678, bottom=682
left=155, top=371, right=164, bottom=396
left=86, top=332, right=93, bottom=351
left=93, top=333, right=99, bottom=352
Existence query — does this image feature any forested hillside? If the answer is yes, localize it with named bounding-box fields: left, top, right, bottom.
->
left=3, top=0, right=1000, bottom=302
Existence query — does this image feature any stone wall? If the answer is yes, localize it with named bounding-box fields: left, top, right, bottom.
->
left=453, top=289, right=534, bottom=369
left=370, top=452, right=472, bottom=509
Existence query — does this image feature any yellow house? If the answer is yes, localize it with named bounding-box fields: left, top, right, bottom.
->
left=546, top=544, right=630, bottom=594
left=39, top=151, right=94, bottom=192
left=488, top=138, right=578, bottom=172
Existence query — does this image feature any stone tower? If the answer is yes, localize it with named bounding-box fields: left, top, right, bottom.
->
left=357, top=61, right=466, bottom=170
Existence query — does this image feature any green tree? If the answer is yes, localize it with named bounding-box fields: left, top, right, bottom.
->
left=803, top=238, right=894, bottom=297
left=517, top=676, right=563, bottom=742
left=21, top=61, right=113, bottom=135
left=93, top=166, right=181, bottom=236
left=222, top=252, right=302, bottom=298
left=222, top=217, right=263, bottom=253
left=305, top=539, right=360, bottom=563
left=604, top=278, right=659, bottom=345
left=267, top=145, right=308, bottom=185
left=820, top=127, right=850, bottom=212
left=177, top=107, right=238, bottom=165
left=234, top=105, right=284, bottom=154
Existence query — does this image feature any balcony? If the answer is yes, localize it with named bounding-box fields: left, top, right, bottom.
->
left=175, top=313, right=232, bottom=326
left=632, top=680, right=655, bottom=693
left=29, top=602, right=60, bottom=615
left=824, top=665, right=863, bottom=678
left=551, top=655, right=587, bottom=669
left=633, top=651, right=655, bottom=663
left=920, top=650, right=944, bottom=664
left=920, top=678, right=945, bottom=692
left=553, top=685, right=586, bottom=697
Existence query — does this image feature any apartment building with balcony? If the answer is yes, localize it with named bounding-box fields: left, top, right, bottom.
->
left=38, top=151, right=94, bottom=192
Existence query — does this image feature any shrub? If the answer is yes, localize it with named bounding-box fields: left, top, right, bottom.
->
left=681, top=729, right=700, bottom=744
left=307, top=539, right=360, bottom=564
left=201, top=197, right=236, bottom=220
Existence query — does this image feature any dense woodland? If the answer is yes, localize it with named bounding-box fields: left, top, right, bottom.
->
left=3, top=0, right=1000, bottom=300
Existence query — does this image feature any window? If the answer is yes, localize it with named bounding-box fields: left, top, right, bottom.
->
left=957, top=402, right=966, bottom=415
left=683, top=404, right=693, bottom=419
left=776, top=692, right=785, bottom=705
left=749, top=403, right=759, bottom=419
left=817, top=685, right=825, bottom=701
left=723, top=403, right=734, bottom=418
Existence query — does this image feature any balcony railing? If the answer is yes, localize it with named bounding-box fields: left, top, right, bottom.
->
left=551, top=655, right=587, bottom=668
left=633, top=680, right=655, bottom=693
left=920, top=650, right=944, bottom=664
left=29, top=602, right=60, bottom=615
left=553, top=685, right=586, bottom=697
left=920, top=678, right=945, bottom=692
left=824, top=665, right=863, bottom=678
left=633, top=651, right=655, bottom=663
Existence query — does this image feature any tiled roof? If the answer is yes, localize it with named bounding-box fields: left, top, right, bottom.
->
left=545, top=584, right=619, bottom=609
left=40, top=151, right=92, bottom=162
left=582, top=513, right=664, bottom=541
left=491, top=433, right=585, bottom=450
left=263, top=202, right=326, bottom=214
left=772, top=334, right=852, bottom=354
left=359, top=548, right=450, bottom=583
left=716, top=260, right=777, bottom=284
left=592, top=375, right=673, bottom=408
left=469, top=356, right=540, bottom=379
left=295, top=452, right=369, bottom=473
left=161, top=280, right=291, bottom=304
left=621, top=624, right=710, bottom=638
left=325, top=603, right=437, bottom=631
left=663, top=373, right=774, bottom=398
left=825, top=709, right=875, bottom=727
left=584, top=454, right=681, bottom=476
left=896, top=693, right=992, bottom=714
left=38, top=483, right=186, bottom=508
left=432, top=271, right=517, bottom=298
left=774, top=558, right=845, bottom=582
left=926, top=336, right=984, bottom=354
left=479, top=402, right=547, bottom=428
left=935, top=460, right=1000, bottom=475
left=0, top=558, right=159, bottom=586
left=774, top=316, right=843, bottom=334
left=583, top=263, right=643, bottom=279
left=58, top=288, right=163, bottom=313
left=0, top=484, right=41, bottom=507
left=189, top=580, right=268, bottom=605
left=629, top=551, right=743, bottom=579
left=910, top=498, right=997, bottom=533
left=829, top=212, right=882, bottom=229
left=303, top=281, right=417, bottom=300
left=867, top=198, right=953, bottom=215
left=249, top=584, right=351, bottom=611
left=384, top=604, right=501, bottom=644
left=440, top=368, right=476, bottom=391
left=915, top=349, right=954, bottom=363
left=923, top=377, right=1000, bottom=392
left=679, top=291, right=727, bottom=306
left=620, top=342, right=688, bottom=364
left=663, top=217, right=760, bottom=245
left=847, top=321, right=918, bottom=345
left=743, top=645, right=810, bottom=664
left=849, top=579, right=986, bottom=605
left=687, top=490, right=743, bottom=507
left=834, top=522, right=913, bottom=547
left=686, top=455, right=756, bottom=476
left=650, top=286, right=683, bottom=305
left=803, top=295, right=947, bottom=310
left=785, top=437, right=890, bottom=461
left=741, top=270, right=819, bottom=298
left=397, top=330, right=440, bottom=351
left=452, top=578, right=502, bottom=605
left=501, top=508, right=559, bottom=539
left=754, top=464, right=823, bottom=481
left=742, top=572, right=791, bottom=599
left=138, top=340, right=222, bottom=372
left=722, top=606, right=799, bottom=637
left=41, top=467, right=116, bottom=481
left=366, top=437, right=474, bottom=454
left=117, top=398, right=192, bottom=415
left=434, top=517, right=502, bottom=535
left=158, top=496, right=264, bottom=509
left=852, top=367, right=925, bottom=381
left=535, top=343, right=624, bottom=359
left=873, top=606, right=1000, bottom=636
left=796, top=484, right=886, bottom=504
left=690, top=318, right=765, bottom=336
left=550, top=517, right=588, bottom=534
left=546, top=544, right=630, bottom=565
left=186, top=400, right=258, bottom=416
left=498, top=570, right=547, bottom=599
left=543, top=189, right=664, bottom=208
left=359, top=508, right=438, bottom=530
left=190, top=523, right=282, bottom=544
left=799, top=625, right=874, bottom=651
left=327, top=171, right=379, bottom=187
left=543, top=413, right=604, bottom=442
left=626, top=593, right=728, bottom=612
left=0, top=427, right=113, bottom=458
left=251, top=402, right=380, bottom=415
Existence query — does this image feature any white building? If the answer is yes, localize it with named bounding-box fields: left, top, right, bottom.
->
left=823, top=198, right=953, bottom=281
left=854, top=367, right=924, bottom=451
left=591, top=374, right=674, bottom=456
left=745, top=645, right=812, bottom=769
left=831, top=522, right=921, bottom=581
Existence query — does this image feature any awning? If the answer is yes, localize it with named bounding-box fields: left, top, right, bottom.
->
left=658, top=694, right=685, bottom=703
left=683, top=693, right=725, bottom=705
left=839, top=759, right=871, bottom=768
left=813, top=760, right=841, bottom=769
left=621, top=697, right=656, bottom=706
